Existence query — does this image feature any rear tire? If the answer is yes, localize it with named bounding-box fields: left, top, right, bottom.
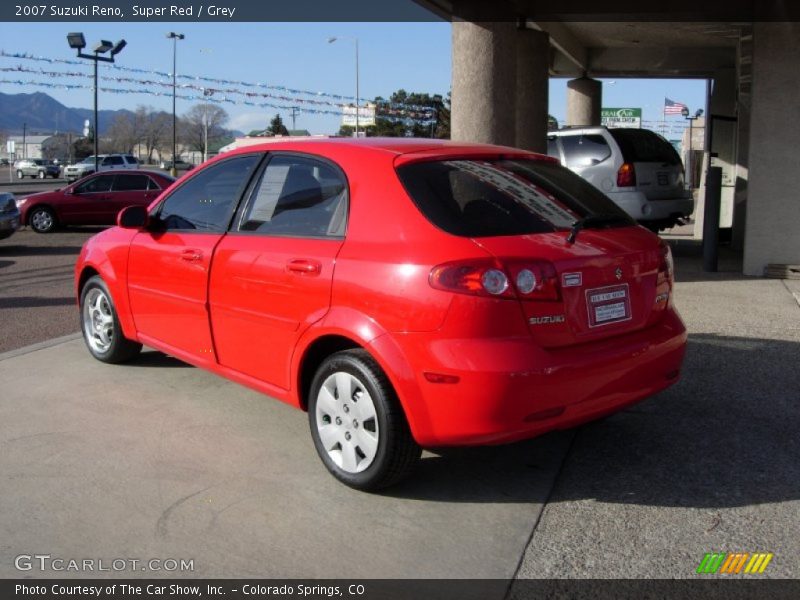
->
left=308, top=349, right=421, bottom=491
left=80, top=275, right=142, bottom=364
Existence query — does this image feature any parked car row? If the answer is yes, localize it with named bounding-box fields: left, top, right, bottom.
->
left=6, top=155, right=198, bottom=182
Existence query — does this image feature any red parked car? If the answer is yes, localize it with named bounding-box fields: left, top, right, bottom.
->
left=75, top=138, right=687, bottom=490
left=18, top=170, right=175, bottom=233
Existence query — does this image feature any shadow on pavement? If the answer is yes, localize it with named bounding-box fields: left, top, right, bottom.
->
left=0, top=296, right=74, bottom=309
left=0, top=260, right=14, bottom=269
left=669, top=239, right=748, bottom=283
left=386, top=333, right=799, bottom=507
left=0, top=244, right=84, bottom=256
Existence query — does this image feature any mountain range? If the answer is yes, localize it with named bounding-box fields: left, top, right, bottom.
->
left=0, top=91, right=140, bottom=135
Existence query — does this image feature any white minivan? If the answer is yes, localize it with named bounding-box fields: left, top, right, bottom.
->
left=548, top=127, right=694, bottom=231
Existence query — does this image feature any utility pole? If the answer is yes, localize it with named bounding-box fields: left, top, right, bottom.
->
left=22, top=123, right=26, bottom=159
left=290, top=106, right=299, bottom=132
left=167, top=32, right=185, bottom=177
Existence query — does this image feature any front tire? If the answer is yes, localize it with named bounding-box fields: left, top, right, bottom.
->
left=29, top=206, right=57, bottom=233
left=80, top=276, right=142, bottom=363
left=308, top=349, right=421, bottom=491
left=16, top=170, right=23, bottom=179
left=38, top=170, right=45, bottom=179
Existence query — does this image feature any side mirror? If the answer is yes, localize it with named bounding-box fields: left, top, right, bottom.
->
left=117, top=205, right=148, bottom=229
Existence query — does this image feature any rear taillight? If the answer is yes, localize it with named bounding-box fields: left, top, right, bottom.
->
left=657, top=240, right=674, bottom=287
left=617, top=162, right=636, bottom=187
left=429, top=259, right=560, bottom=301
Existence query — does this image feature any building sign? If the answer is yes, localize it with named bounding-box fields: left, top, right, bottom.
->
left=342, top=103, right=376, bottom=127
left=601, top=108, right=642, bottom=129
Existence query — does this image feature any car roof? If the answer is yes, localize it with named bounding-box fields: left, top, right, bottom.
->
left=222, top=136, right=546, bottom=159
left=81, top=169, right=172, bottom=178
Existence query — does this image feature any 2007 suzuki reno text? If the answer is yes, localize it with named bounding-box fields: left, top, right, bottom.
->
left=75, top=138, right=687, bottom=490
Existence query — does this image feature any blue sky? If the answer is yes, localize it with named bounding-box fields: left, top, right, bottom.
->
left=1, top=21, right=707, bottom=139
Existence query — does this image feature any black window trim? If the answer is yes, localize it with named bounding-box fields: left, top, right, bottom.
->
left=229, top=150, right=350, bottom=241
left=149, top=152, right=267, bottom=234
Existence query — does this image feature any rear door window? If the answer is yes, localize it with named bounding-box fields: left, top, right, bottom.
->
left=112, top=174, right=150, bottom=191
left=396, top=158, right=632, bottom=238
left=609, top=129, right=681, bottom=164
left=236, top=154, right=348, bottom=238
left=559, top=134, right=612, bottom=168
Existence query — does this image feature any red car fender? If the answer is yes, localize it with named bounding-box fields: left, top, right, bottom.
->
left=289, top=307, right=431, bottom=443
left=76, top=239, right=138, bottom=342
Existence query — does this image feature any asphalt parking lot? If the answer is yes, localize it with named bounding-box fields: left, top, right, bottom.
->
left=0, top=227, right=798, bottom=587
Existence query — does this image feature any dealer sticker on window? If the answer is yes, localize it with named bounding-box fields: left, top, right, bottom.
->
left=586, top=284, right=632, bottom=327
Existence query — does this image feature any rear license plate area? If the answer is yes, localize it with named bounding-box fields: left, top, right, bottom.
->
left=657, top=171, right=669, bottom=185
left=586, top=284, right=631, bottom=327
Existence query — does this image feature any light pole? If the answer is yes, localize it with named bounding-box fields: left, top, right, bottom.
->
left=67, top=33, right=126, bottom=173
left=202, top=88, right=214, bottom=163
left=681, top=107, right=704, bottom=189
left=167, top=32, right=185, bottom=177
left=327, top=36, right=359, bottom=137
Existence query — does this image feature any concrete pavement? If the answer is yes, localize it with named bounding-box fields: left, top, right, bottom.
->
left=0, top=242, right=798, bottom=585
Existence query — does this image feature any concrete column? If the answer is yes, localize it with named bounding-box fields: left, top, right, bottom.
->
left=693, top=69, right=737, bottom=240
left=566, top=77, right=602, bottom=126
left=451, top=21, right=516, bottom=146
left=743, top=23, right=800, bottom=276
left=515, top=28, right=550, bottom=154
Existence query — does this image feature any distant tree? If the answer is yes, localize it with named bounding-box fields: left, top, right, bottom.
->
left=181, top=103, right=229, bottom=154
left=106, top=111, right=143, bottom=154
left=72, top=137, right=94, bottom=161
left=138, top=107, right=172, bottom=163
left=42, top=134, right=72, bottom=161
left=267, top=114, right=289, bottom=136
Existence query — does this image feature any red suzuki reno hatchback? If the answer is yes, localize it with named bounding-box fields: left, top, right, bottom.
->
left=75, top=138, right=687, bottom=490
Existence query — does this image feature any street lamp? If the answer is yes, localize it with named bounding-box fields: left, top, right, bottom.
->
left=66, top=32, right=126, bottom=173
left=202, top=88, right=214, bottom=163
left=167, top=32, right=185, bottom=176
left=327, top=36, right=360, bottom=137
left=681, top=107, right=704, bottom=189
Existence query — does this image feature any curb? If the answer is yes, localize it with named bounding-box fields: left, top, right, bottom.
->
left=0, top=333, right=81, bottom=362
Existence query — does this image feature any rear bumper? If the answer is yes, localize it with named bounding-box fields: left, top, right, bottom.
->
left=609, top=190, right=694, bottom=222
left=382, top=308, right=687, bottom=447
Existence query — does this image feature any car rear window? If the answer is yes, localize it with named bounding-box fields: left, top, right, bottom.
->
left=609, top=129, right=681, bottom=165
left=559, top=134, right=612, bottom=168
left=396, top=158, right=633, bottom=238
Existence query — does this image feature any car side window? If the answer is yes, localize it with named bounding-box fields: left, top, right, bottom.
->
left=560, top=135, right=612, bottom=168
left=237, top=155, right=347, bottom=238
left=112, top=174, right=150, bottom=191
left=106, top=156, right=124, bottom=166
left=156, top=155, right=260, bottom=232
left=75, top=175, right=114, bottom=194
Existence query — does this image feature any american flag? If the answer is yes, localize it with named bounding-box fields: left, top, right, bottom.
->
left=664, top=98, right=687, bottom=115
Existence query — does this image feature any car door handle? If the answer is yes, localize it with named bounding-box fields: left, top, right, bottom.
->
left=180, top=249, right=203, bottom=262
left=286, top=259, right=321, bottom=275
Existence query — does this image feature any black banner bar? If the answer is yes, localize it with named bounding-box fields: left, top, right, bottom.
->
left=4, top=579, right=800, bottom=600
